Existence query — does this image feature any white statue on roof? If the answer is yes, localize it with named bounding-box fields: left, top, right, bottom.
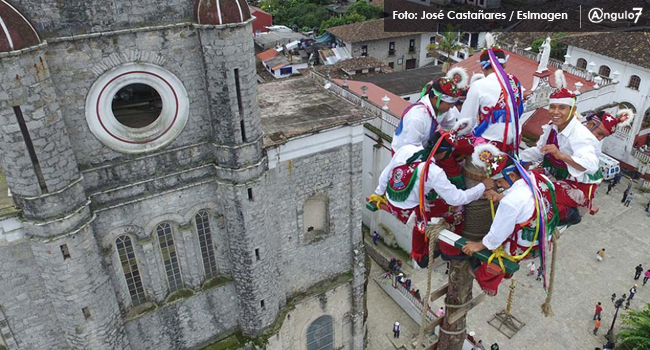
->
left=536, top=37, right=552, bottom=73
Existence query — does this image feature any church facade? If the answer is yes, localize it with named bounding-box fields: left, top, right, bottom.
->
left=0, top=0, right=366, bottom=349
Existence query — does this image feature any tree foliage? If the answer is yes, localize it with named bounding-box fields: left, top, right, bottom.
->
left=346, top=1, right=382, bottom=19
left=616, top=304, right=650, bottom=350
left=261, top=0, right=330, bottom=30
left=426, top=25, right=462, bottom=72
left=261, top=0, right=382, bottom=34
left=531, top=33, right=568, bottom=61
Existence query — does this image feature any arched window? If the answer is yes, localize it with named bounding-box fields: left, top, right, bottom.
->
left=195, top=211, right=218, bottom=278
left=307, top=315, right=334, bottom=350
left=576, top=58, right=587, bottom=69
left=156, top=223, right=184, bottom=292
left=598, top=65, right=611, bottom=77
left=116, top=235, right=146, bottom=306
left=628, top=75, right=641, bottom=90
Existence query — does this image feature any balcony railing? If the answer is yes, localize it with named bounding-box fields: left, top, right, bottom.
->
left=633, top=148, right=650, bottom=164
left=310, top=70, right=401, bottom=128
left=388, top=49, right=395, bottom=56
left=576, top=83, right=617, bottom=104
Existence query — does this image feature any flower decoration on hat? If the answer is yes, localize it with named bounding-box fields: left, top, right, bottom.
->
left=549, top=70, right=576, bottom=106
left=433, top=77, right=461, bottom=103
left=446, top=67, right=469, bottom=89
left=471, top=143, right=510, bottom=179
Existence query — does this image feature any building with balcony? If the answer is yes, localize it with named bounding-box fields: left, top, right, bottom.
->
left=326, top=19, right=435, bottom=72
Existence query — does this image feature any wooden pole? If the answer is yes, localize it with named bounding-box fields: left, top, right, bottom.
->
left=436, top=259, right=473, bottom=350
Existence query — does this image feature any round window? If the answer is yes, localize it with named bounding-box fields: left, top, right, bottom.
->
left=85, top=63, right=189, bottom=153
left=111, top=83, right=163, bottom=128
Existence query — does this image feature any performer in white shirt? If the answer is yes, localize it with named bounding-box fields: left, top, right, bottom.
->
left=392, top=77, right=460, bottom=153
left=456, top=34, right=524, bottom=153
left=463, top=145, right=556, bottom=295
left=585, top=109, right=634, bottom=143
left=374, top=132, right=492, bottom=267
left=520, top=70, right=600, bottom=225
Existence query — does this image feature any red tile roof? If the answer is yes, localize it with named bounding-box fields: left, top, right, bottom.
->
left=332, top=79, right=410, bottom=116
left=522, top=107, right=550, bottom=141
left=452, top=50, right=596, bottom=93
left=256, top=49, right=278, bottom=62
left=195, top=0, right=251, bottom=25
left=0, top=0, right=40, bottom=52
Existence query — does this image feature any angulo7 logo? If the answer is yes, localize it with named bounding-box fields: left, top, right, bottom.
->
left=588, top=7, right=643, bottom=23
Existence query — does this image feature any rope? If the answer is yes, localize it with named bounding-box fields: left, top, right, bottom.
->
left=444, top=293, right=485, bottom=309
left=417, top=220, right=452, bottom=347
left=541, top=228, right=560, bottom=317
left=439, top=326, right=467, bottom=335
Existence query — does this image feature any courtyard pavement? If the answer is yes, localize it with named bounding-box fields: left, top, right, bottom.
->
left=366, top=180, right=650, bottom=349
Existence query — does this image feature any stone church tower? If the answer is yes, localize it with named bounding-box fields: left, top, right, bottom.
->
left=0, top=0, right=366, bottom=349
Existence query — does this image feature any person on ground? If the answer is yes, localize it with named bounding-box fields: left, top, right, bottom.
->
left=625, top=192, right=633, bottom=207
left=628, top=285, right=637, bottom=301
left=643, top=269, right=650, bottom=286
left=393, top=322, right=401, bottom=338
left=635, top=264, right=643, bottom=280
left=490, top=343, right=499, bottom=350
left=593, top=317, right=601, bottom=335
left=597, top=248, right=605, bottom=262
left=472, top=340, right=486, bottom=350
left=372, top=231, right=379, bottom=245
left=594, top=302, right=602, bottom=320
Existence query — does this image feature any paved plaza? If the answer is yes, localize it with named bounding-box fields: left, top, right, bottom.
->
left=366, top=180, right=650, bottom=349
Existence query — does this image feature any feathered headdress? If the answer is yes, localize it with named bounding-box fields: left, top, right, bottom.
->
left=446, top=67, right=469, bottom=89
left=549, top=70, right=576, bottom=106
left=470, top=73, right=485, bottom=85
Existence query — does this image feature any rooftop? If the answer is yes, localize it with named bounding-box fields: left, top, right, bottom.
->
left=326, top=18, right=422, bottom=44
left=258, top=76, right=370, bottom=147
left=522, top=107, right=549, bottom=141
left=452, top=50, right=596, bottom=93
left=560, top=32, right=650, bottom=71
left=315, top=56, right=391, bottom=79
left=335, top=79, right=409, bottom=116
left=355, top=65, right=443, bottom=96
left=254, top=31, right=308, bottom=49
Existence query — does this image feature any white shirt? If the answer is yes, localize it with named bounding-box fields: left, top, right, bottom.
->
left=459, top=72, right=521, bottom=144
left=392, top=98, right=435, bottom=152
left=519, top=117, right=600, bottom=182
left=445, top=106, right=462, bottom=130
left=375, top=145, right=485, bottom=209
left=482, top=178, right=535, bottom=250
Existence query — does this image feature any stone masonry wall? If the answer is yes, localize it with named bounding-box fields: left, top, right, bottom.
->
left=0, top=239, right=68, bottom=349
left=92, top=180, right=233, bottom=312
left=44, top=26, right=212, bottom=170
left=0, top=50, right=81, bottom=197
left=10, top=0, right=194, bottom=37
left=267, top=144, right=359, bottom=295
left=124, top=283, right=240, bottom=350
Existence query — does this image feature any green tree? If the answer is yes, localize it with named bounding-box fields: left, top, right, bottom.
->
left=531, top=33, right=568, bottom=61
left=616, top=304, right=650, bottom=350
left=319, top=12, right=367, bottom=34
left=426, top=25, right=462, bottom=72
left=346, top=1, right=382, bottom=20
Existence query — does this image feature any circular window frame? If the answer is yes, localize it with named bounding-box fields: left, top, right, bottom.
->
left=85, top=63, right=189, bottom=153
